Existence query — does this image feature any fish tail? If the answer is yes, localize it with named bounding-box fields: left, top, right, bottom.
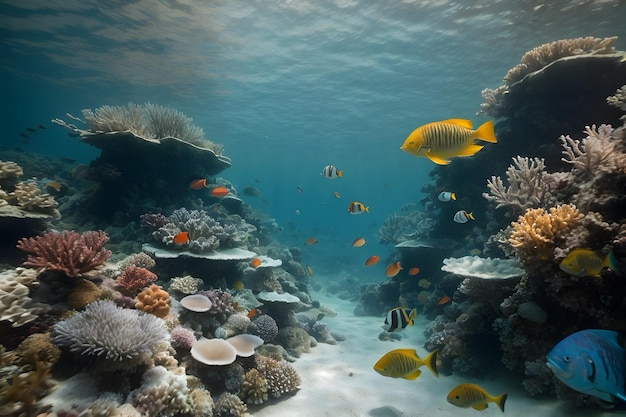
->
left=493, top=393, right=507, bottom=412
left=423, top=350, right=439, bottom=378
left=337, top=170, right=343, bottom=177
left=604, top=249, right=618, bottom=272
left=467, top=212, right=475, bottom=220
left=365, top=206, right=370, bottom=213
left=475, top=120, right=497, bottom=143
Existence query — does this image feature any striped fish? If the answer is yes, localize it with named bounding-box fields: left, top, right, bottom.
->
left=347, top=201, right=369, bottom=214
left=400, top=118, right=496, bottom=165
left=373, top=349, right=438, bottom=380
left=447, top=384, right=507, bottom=412
left=383, top=307, right=417, bottom=332
left=559, top=248, right=617, bottom=277
left=321, top=164, right=343, bottom=178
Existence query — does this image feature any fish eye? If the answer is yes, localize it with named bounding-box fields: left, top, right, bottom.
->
left=563, top=356, right=570, bottom=362
left=455, top=395, right=460, bottom=399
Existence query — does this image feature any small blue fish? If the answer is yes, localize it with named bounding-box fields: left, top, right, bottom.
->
left=453, top=210, right=474, bottom=223
left=546, top=329, right=626, bottom=403
left=438, top=191, right=456, bottom=202
left=383, top=307, right=417, bottom=332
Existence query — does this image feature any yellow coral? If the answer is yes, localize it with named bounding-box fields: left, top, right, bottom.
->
left=135, top=284, right=170, bottom=318
left=508, top=204, right=583, bottom=263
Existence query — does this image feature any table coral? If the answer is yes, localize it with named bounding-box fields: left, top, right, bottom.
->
left=16, top=230, right=112, bottom=278
left=135, top=284, right=170, bottom=318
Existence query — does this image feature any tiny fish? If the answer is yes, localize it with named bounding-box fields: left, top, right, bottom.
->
left=373, top=349, right=438, bottom=380
left=19, top=133, right=29, bottom=139
left=247, top=308, right=260, bottom=319
left=447, top=384, right=507, bottom=412
left=189, top=178, right=208, bottom=190
left=333, top=191, right=341, bottom=198
left=365, top=255, right=380, bottom=266
left=348, top=201, right=369, bottom=214
left=305, top=237, right=318, bottom=245
left=383, top=307, right=417, bottom=332
left=321, top=164, right=343, bottom=179
left=210, top=187, right=230, bottom=197
left=438, top=191, right=456, bottom=202
left=250, top=258, right=262, bottom=268
left=233, top=280, right=244, bottom=291
left=559, top=248, right=617, bottom=278
left=26, top=127, right=36, bottom=132
left=173, top=231, right=189, bottom=244
left=352, top=237, right=366, bottom=247
left=385, top=262, right=402, bottom=278
left=408, top=267, right=420, bottom=276
left=297, top=185, right=303, bottom=194
left=437, top=295, right=451, bottom=305
left=453, top=210, right=474, bottom=223
left=306, top=265, right=314, bottom=277
left=400, top=119, right=497, bottom=165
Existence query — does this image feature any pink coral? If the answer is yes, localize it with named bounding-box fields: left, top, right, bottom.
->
left=116, top=266, right=157, bottom=293
left=16, top=230, right=112, bottom=278
left=170, top=326, right=196, bottom=350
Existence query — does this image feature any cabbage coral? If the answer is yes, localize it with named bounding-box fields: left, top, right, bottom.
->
left=508, top=204, right=583, bottom=263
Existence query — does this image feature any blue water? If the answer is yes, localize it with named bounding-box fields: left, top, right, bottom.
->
left=1, top=0, right=625, bottom=270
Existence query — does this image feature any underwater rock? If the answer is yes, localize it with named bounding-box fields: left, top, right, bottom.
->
left=517, top=301, right=547, bottom=324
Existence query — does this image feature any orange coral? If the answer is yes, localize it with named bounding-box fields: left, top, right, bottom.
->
left=135, top=284, right=170, bottom=318
left=508, top=204, right=583, bottom=263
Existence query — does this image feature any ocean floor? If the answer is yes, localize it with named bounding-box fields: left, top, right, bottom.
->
left=251, top=288, right=619, bottom=417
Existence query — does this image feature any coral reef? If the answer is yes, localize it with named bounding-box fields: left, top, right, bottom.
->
left=249, top=314, right=279, bottom=343
left=377, top=205, right=435, bottom=245
left=170, top=326, right=196, bottom=350
left=0, top=161, right=60, bottom=220
left=66, top=278, right=103, bottom=309
left=52, top=300, right=169, bottom=370
left=119, top=251, right=156, bottom=270
left=240, top=368, right=269, bottom=405
left=214, top=392, right=247, bottom=417
left=16, top=230, right=112, bottom=278
left=135, top=284, right=170, bottom=318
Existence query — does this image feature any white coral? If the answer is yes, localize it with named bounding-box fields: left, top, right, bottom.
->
left=560, top=124, right=621, bottom=176
left=0, top=268, right=49, bottom=327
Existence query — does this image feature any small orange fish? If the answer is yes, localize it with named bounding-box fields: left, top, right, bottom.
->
left=189, top=178, right=208, bottom=190
left=408, top=267, right=421, bottom=276
left=306, top=265, right=314, bottom=277
left=437, top=295, right=451, bottom=305
left=352, top=237, right=366, bottom=247
left=365, top=255, right=380, bottom=266
left=247, top=308, right=259, bottom=319
left=305, top=237, right=318, bottom=245
left=251, top=258, right=262, bottom=268
left=385, top=262, right=402, bottom=278
left=210, top=187, right=230, bottom=197
left=173, top=231, right=189, bottom=244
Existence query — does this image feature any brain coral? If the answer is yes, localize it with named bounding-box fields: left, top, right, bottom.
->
left=52, top=300, right=169, bottom=370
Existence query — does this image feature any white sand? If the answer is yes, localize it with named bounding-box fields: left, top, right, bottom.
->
left=251, top=291, right=616, bottom=417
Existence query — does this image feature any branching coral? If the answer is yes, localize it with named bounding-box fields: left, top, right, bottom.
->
left=16, top=230, right=112, bottom=278
left=52, top=300, right=169, bottom=369
left=607, top=84, right=626, bottom=111
left=240, top=368, right=269, bottom=405
left=508, top=204, right=584, bottom=264
left=560, top=124, right=624, bottom=176
left=116, top=265, right=158, bottom=293
left=483, top=156, right=554, bottom=213
left=214, top=392, right=247, bottom=417
left=0, top=161, right=59, bottom=219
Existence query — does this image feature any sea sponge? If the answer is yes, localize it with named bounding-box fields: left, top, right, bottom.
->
left=52, top=300, right=169, bottom=370
left=255, top=354, right=301, bottom=398
left=66, top=278, right=102, bottom=309
left=239, top=368, right=269, bottom=405
left=135, top=284, right=170, bottom=318
left=508, top=204, right=583, bottom=264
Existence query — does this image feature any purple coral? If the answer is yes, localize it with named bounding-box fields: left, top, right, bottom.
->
left=16, top=230, right=112, bottom=278
left=140, top=212, right=170, bottom=229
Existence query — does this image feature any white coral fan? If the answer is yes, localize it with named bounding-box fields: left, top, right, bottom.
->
left=129, top=366, right=190, bottom=416
left=53, top=300, right=169, bottom=369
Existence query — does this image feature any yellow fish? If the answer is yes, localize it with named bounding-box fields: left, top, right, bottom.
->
left=400, top=119, right=497, bottom=165
left=373, top=349, right=438, bottom=380
left=559, top=248, right=617, bottom=278
left=447, top=383, right=507, bottom=412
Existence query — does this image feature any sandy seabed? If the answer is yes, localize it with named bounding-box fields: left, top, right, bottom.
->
left=250, top=290, right=620, bottom=417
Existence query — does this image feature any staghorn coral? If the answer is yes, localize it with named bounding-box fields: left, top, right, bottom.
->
left=135, top=284, right=170, bottom=318
left=130, top=365, right=190, bottom=417
left=240, top=368, right=269, bottom=405
left=52, top=300, right=169, bottom=370
left=214, top=392, right=247, bottom=417
left=483, top=156, right=555, bottom=213
left=116, top=265, right=158, bottom=294
left=508, top=204, right=583, bottom=264
left=255, top=354, right=301, bottom=398
left=560, top=124, right=625, bottom=177
left=0, top=267, right=49, bottom=327
left=16, top=230, right=112, bottom=278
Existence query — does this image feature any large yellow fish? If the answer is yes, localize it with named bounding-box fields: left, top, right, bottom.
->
left=373, top=349, right=438, bottom=380
left=447, top=383, right=507, bottom=412
left=400, top=119, right=497, bottom=165
left=559, top=248, right=617, bottom=278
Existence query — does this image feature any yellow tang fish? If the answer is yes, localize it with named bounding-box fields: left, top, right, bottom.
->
left=559, top=248, right=617, bottom=278
left=400, top=119, right=497, bottom=165
left=373, top=349, right=438, bottom=380
left=447, top=383, right=507, bottom=412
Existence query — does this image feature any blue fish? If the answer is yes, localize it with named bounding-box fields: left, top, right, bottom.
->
left=546, top=329, right=626, bottom=403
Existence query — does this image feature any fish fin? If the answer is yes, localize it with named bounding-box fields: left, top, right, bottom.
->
left=439, top=118, right=473, bottom=129
left=409, top=308, right=417, bottom=320
left=467, top=212, right=475, bottom=220
left=475, top=120, right=497, bottom=143
left=423, top=350, right=439, bottom=378
left=337, top=170, right=343, bottom=177
left=456, top=144, right=484, bottom=157
left=403, top=369, right=422, bottom=380
left=365, top=206, right=370, bottom=213
left=494, top=393, right=508, bottom=412
left=604, top=249, right=618, bottom=272
left=472, top=403, right=488, bottom=410
left=425, top=153, right=451, bottom=165
left=450, top=193, right=456, bottom=200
